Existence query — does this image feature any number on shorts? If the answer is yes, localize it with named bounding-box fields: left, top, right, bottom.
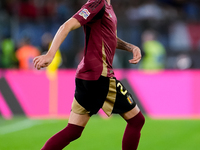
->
left=117, top=82, right=127, bottom=95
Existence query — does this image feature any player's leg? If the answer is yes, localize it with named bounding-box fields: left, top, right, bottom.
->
left=41, top=111, right=90, bottom=150
left=120, top=104, right=140, bottom=120
left=68, top=110, right=90, bottom=127
left=103, top=79, right=145, bottom=150
left=41, top=75, right=109, bottom=150
left=121, top=105, right=145, bottom=150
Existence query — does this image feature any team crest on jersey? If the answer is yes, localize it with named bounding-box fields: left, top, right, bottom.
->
left=79, top=8, right=90, bottom=19
left=108, top=12, right=112, bottom=18
left=127, top=95, right=133, bottom=105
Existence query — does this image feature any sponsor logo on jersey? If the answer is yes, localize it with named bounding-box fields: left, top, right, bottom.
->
left=79, top=8, right=90, bottom=19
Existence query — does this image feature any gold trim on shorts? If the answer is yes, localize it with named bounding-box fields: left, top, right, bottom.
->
left=71, top=78, right=117, bottom=117
left=102, top=78, right=116, bottom=116
left=71, top=98, right=90, bottom=114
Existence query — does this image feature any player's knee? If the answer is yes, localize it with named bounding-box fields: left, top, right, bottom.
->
left=70, top=132, right=82, bottom=141
left=64, top=123, right=84, bottom=142
left=128, top=112, right=145, bottom=130
left=138, top=112, right=145, bottom=130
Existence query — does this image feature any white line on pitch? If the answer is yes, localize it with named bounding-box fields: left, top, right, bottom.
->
left=0, top=119, right=41, bottom=135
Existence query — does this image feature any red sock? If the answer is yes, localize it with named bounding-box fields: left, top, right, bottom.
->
left=122, top=112, right=145, bottom=150
left=41, top=123, right=84, bottom=150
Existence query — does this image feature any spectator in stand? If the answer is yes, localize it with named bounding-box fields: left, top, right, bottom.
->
left=0, top=37, right=17, bottom=68
left=16, top=37, right=40, bottom=69
left=18, top=0, right=38, bottom=21
left=140, top=29, right=166, bottom=70
left=56, top=0, right=74, bottom=23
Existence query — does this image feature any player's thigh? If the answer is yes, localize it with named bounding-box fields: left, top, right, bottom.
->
left=68, top=111, right=90, bottom=127
left=120, top=105, right=140, bottom=120
left=109, top=79, right=138, bottom=118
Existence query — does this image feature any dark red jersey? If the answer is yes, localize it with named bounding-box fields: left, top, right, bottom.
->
left=73, top=0, right=117, bottom=80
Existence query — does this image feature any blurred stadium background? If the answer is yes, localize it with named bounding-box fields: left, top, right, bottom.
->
left=0, top=0, right=200, bottom=149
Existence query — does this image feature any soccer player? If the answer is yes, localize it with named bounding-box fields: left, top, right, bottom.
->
left=33, top=0, right=145, bottom=150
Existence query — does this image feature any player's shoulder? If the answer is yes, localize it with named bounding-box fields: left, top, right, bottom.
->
left=85, top=0, right=105, bottom=10
left=86, top=0, right=105, bottom=4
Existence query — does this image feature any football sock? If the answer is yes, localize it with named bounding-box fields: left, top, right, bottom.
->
left=122, top=111, right=145, bottom=150
left=41, top=123, right=84, bottom=150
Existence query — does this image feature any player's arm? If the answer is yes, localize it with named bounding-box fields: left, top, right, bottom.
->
left=116, top=37, right=141, bottom=64
left=33, top=18, right=81, bottom=70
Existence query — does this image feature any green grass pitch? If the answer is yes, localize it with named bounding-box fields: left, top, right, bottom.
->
left=1, top=115, right=200, bottom=150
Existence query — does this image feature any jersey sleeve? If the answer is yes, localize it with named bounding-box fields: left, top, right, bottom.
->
left=72, top=0, right=105, bottom=26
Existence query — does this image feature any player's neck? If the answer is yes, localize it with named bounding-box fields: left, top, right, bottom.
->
left=106, top=0, right=111, bottom=5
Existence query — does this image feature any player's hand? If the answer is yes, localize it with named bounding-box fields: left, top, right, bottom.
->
left=129, top=46, right=142, bottom=64
left=33, top=54, right=53, bottom=70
